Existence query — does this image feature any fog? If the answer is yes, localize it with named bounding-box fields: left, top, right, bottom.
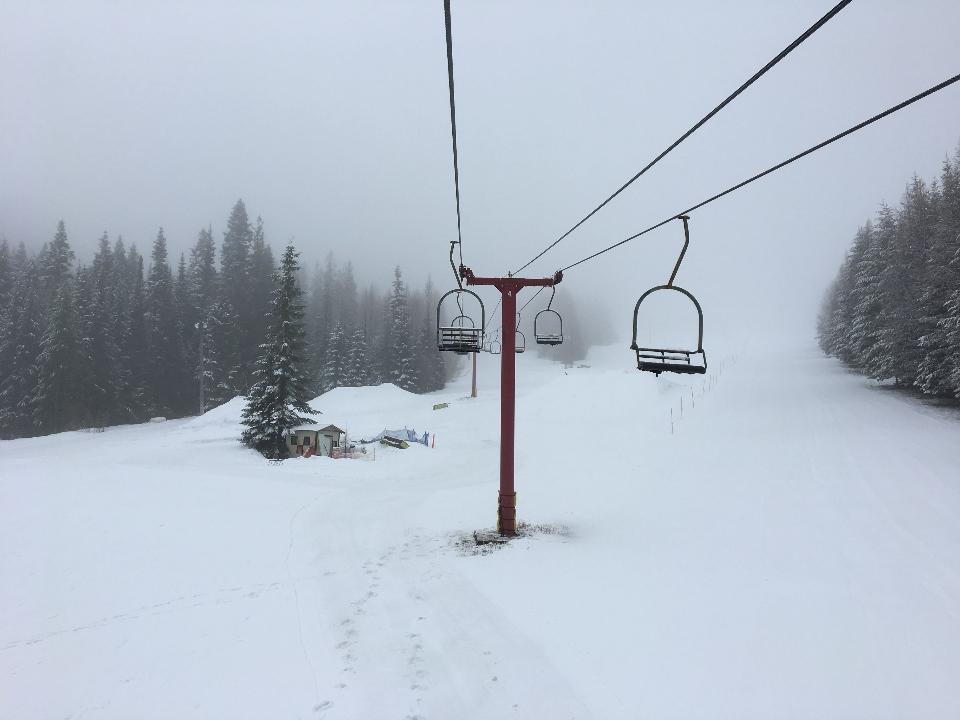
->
left=2, top=0, right=958, bottom=346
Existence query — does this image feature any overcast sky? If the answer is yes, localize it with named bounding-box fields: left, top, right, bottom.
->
left=2, top=0, right=958, bottom=347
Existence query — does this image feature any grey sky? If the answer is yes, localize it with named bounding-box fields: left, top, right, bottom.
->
left=2, top=0, right=958, bottom=345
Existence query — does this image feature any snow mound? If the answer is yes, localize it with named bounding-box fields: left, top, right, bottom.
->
left=311, top=382, right=417, bottom=409
left=310, top=383, right=435, bottom=437
left=181, top=396, right=247, bottom=429
left=176, top=384, right=432, bottom=440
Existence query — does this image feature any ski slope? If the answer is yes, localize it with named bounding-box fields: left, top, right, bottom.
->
left=2, top=343, right=960, bottom=719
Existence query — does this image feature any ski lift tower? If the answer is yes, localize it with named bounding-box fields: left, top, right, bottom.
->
left=460, top=266, right=562, bottom=535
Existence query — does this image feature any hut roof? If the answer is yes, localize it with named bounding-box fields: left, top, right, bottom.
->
left=289, top=423, right=345, bottom=434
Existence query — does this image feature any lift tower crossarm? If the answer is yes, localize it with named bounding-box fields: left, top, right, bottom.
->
left=460, top=266, right=562, bottom=535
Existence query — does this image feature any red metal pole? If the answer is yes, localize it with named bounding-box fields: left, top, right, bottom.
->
left=499, top=283, right=518, bottom=535
left=460, top=268, right=560, bottom=537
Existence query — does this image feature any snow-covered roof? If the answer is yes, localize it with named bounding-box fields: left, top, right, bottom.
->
left=289, top=423, right=345, bottom=434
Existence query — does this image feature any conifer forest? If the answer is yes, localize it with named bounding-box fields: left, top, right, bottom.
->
left=0, top=199, right=450, bottom=440
left=818, top=145, right=960, bottom=397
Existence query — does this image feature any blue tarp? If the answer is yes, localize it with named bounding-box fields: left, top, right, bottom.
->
left=361, top=427, right=429, bottom=446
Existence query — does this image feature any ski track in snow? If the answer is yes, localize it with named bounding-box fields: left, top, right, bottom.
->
left=2, top=342, right=960, bottom=719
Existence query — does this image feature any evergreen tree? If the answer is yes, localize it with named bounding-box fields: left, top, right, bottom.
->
left=221, top=200, right=253, bottom=390
left=11, top=242, right=28, bottom=274
left=145, top=228, right=186, bottom=415
left=247, top=215, right=276, bottom=373
left=241, top=242, right=317, bottom=459
left=917, top=156, right=960, bottom=394
left=820, top=145, right=960, bottom=398
left=334, top=261, right=359, bottom=329
left=322, top=320, right=348, bottom=391
left=384, top=267, right=418, bottom=391
left=86, top=237, right=121, bottom=425
left=189, top=226, right=218, bottom=314
left=32, top=286, right=85, bottom=433
left=71, top=267, right=99, bottom=424
left=196, top=303, right=233, bottom=412
left=0, top=263, right=42, bottom=438
left=39, top=220, right=74, bottom=307
left=121, top=245, right=150, bottom=420
left=305, top=261, right=326, bottom=394
left=850, top=222, right=885, bottom=378
left=344, top=327, right=370, bottom=387
left=312, top=254, right=338, bottom=392
left=413, top=278, right=444, bottom=392
left=0, top=238, right=11, bottom=315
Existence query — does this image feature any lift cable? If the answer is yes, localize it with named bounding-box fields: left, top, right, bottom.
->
left=443, top=0, right=466, bottom=271
left=485, top=296, right=503, bottom=338
left=512, top=0, right=854, bottom=276
left=560, top=71, right=960, bottom=273
left=519, top=286, right=547, bottom=315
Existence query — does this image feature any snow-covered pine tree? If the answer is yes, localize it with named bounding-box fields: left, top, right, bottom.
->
left=385, top=267, right=418, bottom=391
left=945, top=246, right=960, bottom=397
left=304, top=261, right=326, bottom=394
left=0, top=263, right=42, bottom=438
left=311, top=254, right=338, bottom=394
left=939, top=149, right=960, bottom=397
left=344, top=326, right=370, bottom=387
left=817, top=276, right=841, bottom=356
left=32, top=285, right=85, bottom=434
left=827, top=251, right=858, bottom=366
left=322, top=320, right=348, bottom=391
left=145, top=228, right=187, bottom=416
left=174, top=252, right=192, bottom=341
left=850, top=221, right=885, bottom=378
left=85, top=239, right=121, bottom=426
left=72, top=266, right=99, bottom=423
left=917, top=155, right=959, bottom=395
left=189, top=226, right=219, bottom=314
left=120, top=245, right=150, bottom=420
left=334, top=261, right=359, bottom=330
left=196, top=303, right=233, bottom=413
left=413, top=278, right=444, bottom=392
left=39, top=220, right=74, bottom=308
left=221, top=200, right=253, bottom=391
left=872, top=182, right=936, bottom=386
left=241, top=242, right=317, bottom=459
left=247, top=216, right=275, bottom=380
left=0, top=238, right=11, bottom=316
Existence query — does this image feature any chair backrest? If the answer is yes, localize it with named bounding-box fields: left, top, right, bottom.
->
left=630, top=285, right=704, bottom=354
left=437, top=288, right=485, bottom=352
left=534, top=308, right=563, bottom=344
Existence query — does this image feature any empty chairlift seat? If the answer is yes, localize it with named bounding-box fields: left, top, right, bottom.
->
left=534, top=308, right=563, bottom=346
left=630, top=285, right=707, bottom=376
left=437, top=289, right=485, bottom=355
left=515, top=329, right=526, bottom=354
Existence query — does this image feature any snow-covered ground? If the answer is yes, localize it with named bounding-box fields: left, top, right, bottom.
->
left=3, top=342, right=960, bottom=719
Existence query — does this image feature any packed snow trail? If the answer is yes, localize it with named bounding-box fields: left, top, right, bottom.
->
left=2, top=343, right=960, bottom=718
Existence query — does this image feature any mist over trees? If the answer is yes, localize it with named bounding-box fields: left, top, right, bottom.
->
left=818, top=145, right=960, bottom=397
left=0, top=200, right=450, bottom=439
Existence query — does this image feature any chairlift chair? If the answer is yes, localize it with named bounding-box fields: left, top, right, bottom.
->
left=437, top=289, right=485, bottom=355
left=630, top=216, right=707, bottom=376
left=534, top=285, right=563, bottom=346
left=489, top=337, right=501, bottom=355
left=515, top=329, right=526, bottom=354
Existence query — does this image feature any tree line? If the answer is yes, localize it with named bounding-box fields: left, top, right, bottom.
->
left=0, top=199, right=448, bottom=439
left=818, top=145, right=960, bottom=397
